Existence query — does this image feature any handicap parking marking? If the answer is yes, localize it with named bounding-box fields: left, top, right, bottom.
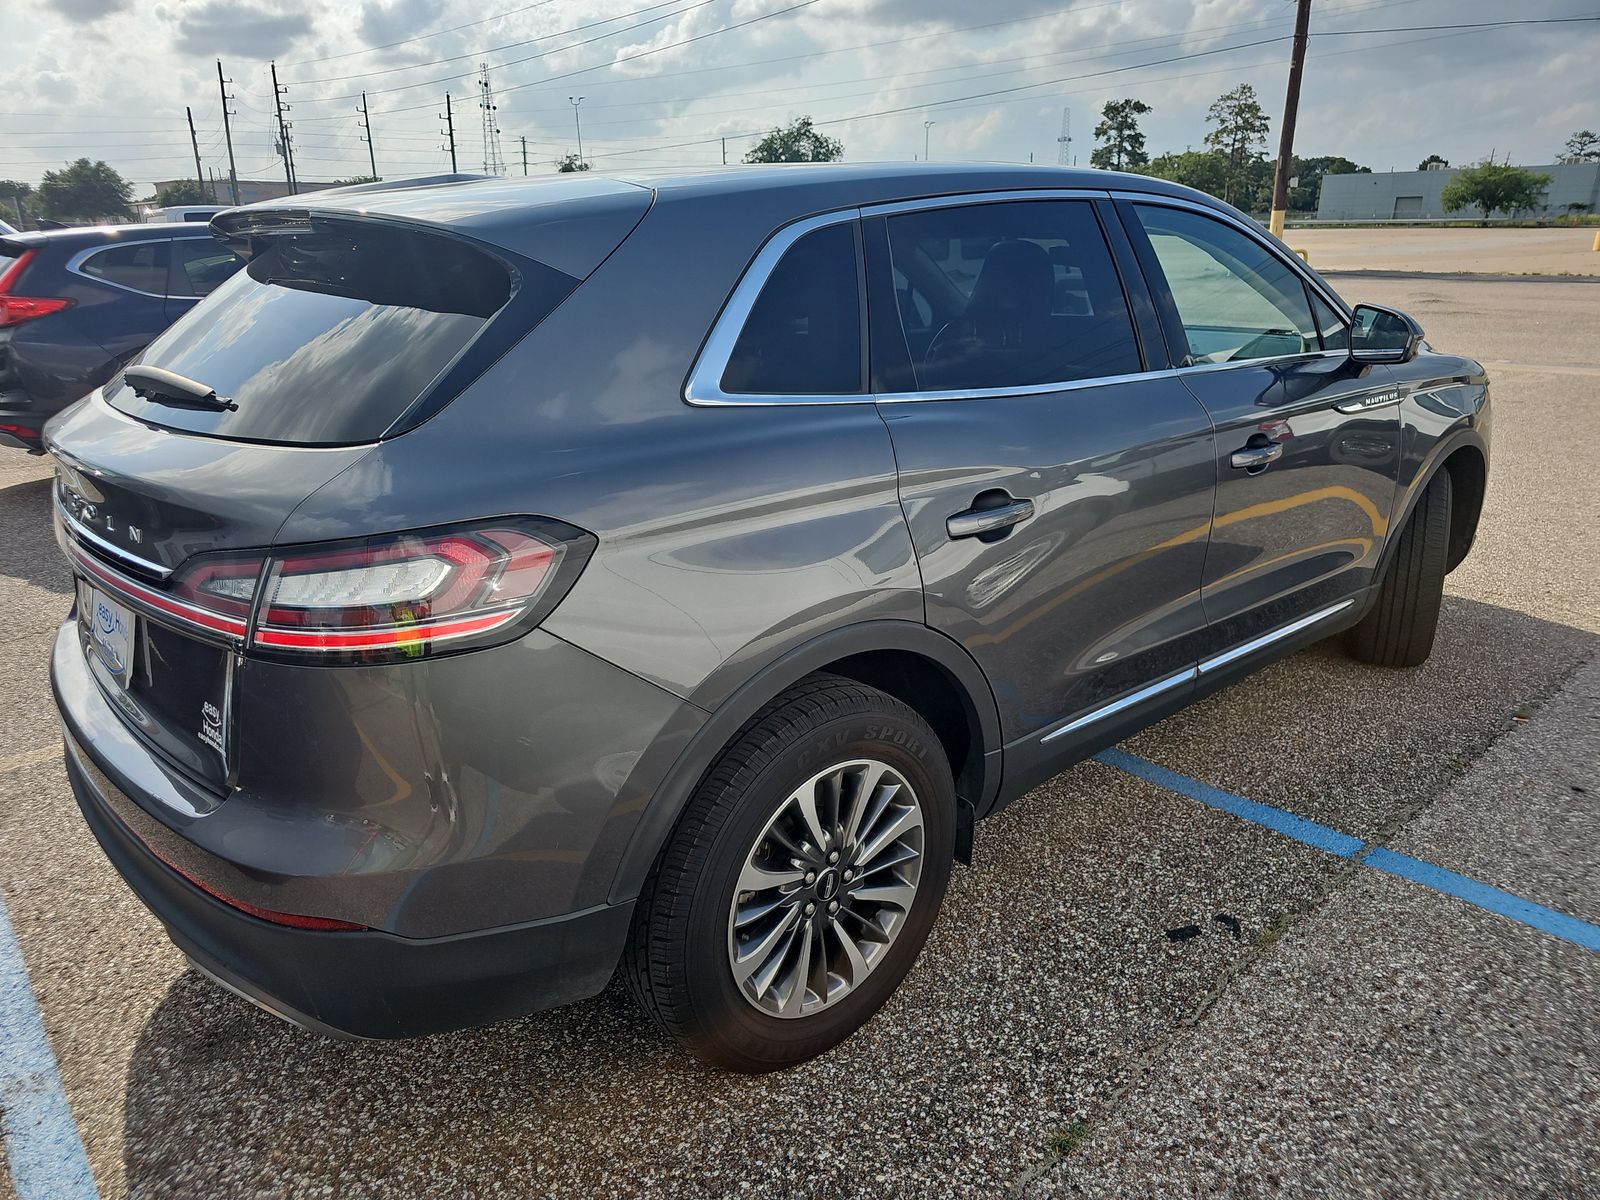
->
left=1096, top=748, right=1600, bottom=954
left=0, top=888, right=99, bottom=1200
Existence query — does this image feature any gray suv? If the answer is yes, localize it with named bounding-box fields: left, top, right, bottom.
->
left=47, top=165, right=1489, bottom=1071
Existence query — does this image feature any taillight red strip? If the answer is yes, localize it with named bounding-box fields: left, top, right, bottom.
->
left=145, top=837, right=365, bottom=932
left=68, top=541, right=248, bottom=638
left=252, top=608, right=518, bottom=651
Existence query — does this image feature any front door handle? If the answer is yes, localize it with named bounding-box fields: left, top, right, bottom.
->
left=1229, top=439, right=1284, bottom=473
left=947, top=497, right=1035, bottom=540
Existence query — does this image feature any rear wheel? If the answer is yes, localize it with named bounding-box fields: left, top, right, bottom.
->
left=1349, top=469, right=1453, bottom=668
left=623, top=674, right=954, bottom=1072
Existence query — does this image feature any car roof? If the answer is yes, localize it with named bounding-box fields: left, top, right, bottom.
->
left=0, top=222, right=216, bottom=253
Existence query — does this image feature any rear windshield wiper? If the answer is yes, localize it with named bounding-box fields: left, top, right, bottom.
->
left=122, top=365, right=237, bottom=411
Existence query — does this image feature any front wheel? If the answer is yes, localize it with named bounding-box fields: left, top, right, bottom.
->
left=1349, top=469, right=1452, bottom=668
left=623, top=674, right=955, bottom=1072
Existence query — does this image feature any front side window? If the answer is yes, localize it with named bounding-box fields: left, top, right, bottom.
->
left=1134, top=205, right=1318, bottom=365
left=80, top=241, right=171, bottom=295
left=883, top=200, right=1141, bottom=392
left=1311, top=292, right=1349, bottom=351
left=721, top=222, right=862, bottom=395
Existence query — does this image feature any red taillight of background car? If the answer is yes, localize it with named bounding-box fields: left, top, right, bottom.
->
left=0, top=251, right=74, bottom=328
left=163, top=520, right=591, bottom=663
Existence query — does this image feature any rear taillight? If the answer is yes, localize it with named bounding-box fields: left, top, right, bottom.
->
left=0, top=251, right=74, bottom=328
left=165, top=519, right=593, bottom=663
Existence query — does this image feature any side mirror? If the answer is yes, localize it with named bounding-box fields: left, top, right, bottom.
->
left=1350, top=303, right=1424, bottom=364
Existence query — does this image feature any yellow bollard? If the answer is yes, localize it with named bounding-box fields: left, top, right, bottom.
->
left=1294, top=248, right=1310, bottom=264
left=1593, top=230, right=1600, bottom=252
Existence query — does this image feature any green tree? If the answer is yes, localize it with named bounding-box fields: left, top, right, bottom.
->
left=1141, top=149, right=1229, bottom=198
left=1090, top=99, right=1152, bottom=171
left=38, top=158, right=134, bottom=223
left=1561, top=130, right=1599, bottom=163
left=1417, top=153, right=1449, bottom=171
left=331, top=175, right=379, bottom=186
left=0, top=179, right=33, bottom=225
left=1289, top=154, right=1368, bottom=212
left=1203, top=84, right=1270, bottom=207
left=1439, top=160, right=1552, bottom=224
left=744, top=116, right=843, bottom=164
left=155, top=180, right=210, bottom=207
left=555, top=153, right=590, bottom=173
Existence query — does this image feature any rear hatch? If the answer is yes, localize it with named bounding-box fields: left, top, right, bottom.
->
left=49, top=178, right=649, bottom=792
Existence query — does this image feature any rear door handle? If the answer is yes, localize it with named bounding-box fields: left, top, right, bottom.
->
left=1229, top=441, right=1284, bottom=473
left=946, top=498, right=1035, bottom=539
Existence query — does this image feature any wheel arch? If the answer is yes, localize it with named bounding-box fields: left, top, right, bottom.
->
left=608, top=620, right=1003, bottom=904
left=1383, top=428, right=1488, bottom=579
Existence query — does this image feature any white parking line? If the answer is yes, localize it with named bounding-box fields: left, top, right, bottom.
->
left=0, top=887, right=99, bottom=1200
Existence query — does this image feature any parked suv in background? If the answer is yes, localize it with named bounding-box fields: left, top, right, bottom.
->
left=48, top=167, right=1488, bottom=1071
left=0, top=223, right=243, bottom=449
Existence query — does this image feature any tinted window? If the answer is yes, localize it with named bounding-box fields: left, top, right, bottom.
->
left=105, top=220, right=520, bottom=445
left=80, top=241, right=171, bottom=295
left=884, top=200, right=1141, bottom=392
left=170, top=239, right=244, bottom=298
left=722, top=222, right=861, bottom=395
left=1311, top=292, right=1349, bottom=351
left=1135, top=205, right=1318, bottom=364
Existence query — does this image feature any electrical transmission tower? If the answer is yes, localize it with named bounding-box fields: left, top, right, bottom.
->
left=478, top=63, right=505, bottom=176
left=1056, top=106, right=1072, bottom=166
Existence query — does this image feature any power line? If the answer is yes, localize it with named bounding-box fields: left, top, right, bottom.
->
left=285, top=0, right=565, bottom=67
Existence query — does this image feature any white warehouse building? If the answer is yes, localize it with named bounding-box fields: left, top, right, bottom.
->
left=1316, top=162, right=1600, bottom=221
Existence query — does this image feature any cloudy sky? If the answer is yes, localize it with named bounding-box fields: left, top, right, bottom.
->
left=5, top=0, right=1597, bottom=195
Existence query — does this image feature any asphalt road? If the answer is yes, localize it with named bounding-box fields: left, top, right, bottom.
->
left=0, top=274, right=1595, bottom=1199
left=1288, top=227, right=1600, bottom=276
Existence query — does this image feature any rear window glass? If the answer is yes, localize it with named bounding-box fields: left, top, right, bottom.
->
left=81, top=241, right=171, bottom=294
left=105, top=220, right=527, bottom=445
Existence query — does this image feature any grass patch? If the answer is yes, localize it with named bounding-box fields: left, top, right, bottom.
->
left=1046, top=1121, right=1092, bottom=1157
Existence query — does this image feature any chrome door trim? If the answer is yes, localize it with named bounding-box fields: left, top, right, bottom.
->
left=1197, top=599, right=1355, bottom=674
left=858, top=187, right=1112, bottom=219
left=682, top=208, right=866, bottom=407
left=1108, top=190, right=1352, bottom=321
left=1038, top=667, right=1196, bottom=745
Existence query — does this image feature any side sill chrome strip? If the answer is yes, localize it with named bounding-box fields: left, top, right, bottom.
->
left=1197, top=599, right=1355, bottom=675
left=1039, top=668, right=1196, bottom=745
left=1036, top=600, right=1358, bottom=745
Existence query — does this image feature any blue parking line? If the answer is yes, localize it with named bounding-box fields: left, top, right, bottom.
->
left=0, top=889, right=99, bottom=1200
left=1095, top=749, right=1600, bottom=954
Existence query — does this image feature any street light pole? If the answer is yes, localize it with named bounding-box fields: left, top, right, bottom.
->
left=1269, top=0, right=1313, bottom=239
left=923, top=120, right=935, bottom=161
left=570, top=96, right=585, bottom=168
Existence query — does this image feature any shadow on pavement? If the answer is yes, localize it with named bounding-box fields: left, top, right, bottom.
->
left=0, top=477, right=71, bottom=595
left=115, top=596, right=1595, bottom=1199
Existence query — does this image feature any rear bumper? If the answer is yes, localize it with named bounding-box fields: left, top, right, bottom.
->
left=0, top=388, right=44, bottom=449
left=64, top=731, right=634, bottom=1038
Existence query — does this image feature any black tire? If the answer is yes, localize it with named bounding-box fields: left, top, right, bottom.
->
left=623, top=673, right=955, bottom=1072
left=1349, top=469, right=1452, bottom=668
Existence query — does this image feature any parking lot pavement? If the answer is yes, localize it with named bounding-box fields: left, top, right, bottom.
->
left=1288, top=227, right=1600, bottom=276
left=0, top=274, right=1595, bottom=1199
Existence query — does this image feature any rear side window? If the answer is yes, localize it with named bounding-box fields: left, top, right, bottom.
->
left=170, top=239, right=244, bottom=297
left=79, top=241, right=171, bottom=295
left=1134, top=205, right=1318, bottom=364
left=721, top=222, right=862, bottom=395
left=106, top=219, right=539, bottom=445
left=883, top=200, right=1141, bottom=392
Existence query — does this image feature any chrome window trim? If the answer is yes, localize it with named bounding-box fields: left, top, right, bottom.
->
left=685, top=188, right=1353, bottom=410
left=682, top=208, right=867, bottom=407
left=55, top=492, right=172, bottom=578
left=1108, top=190, right=1352, bottom=323
left=66, top=236, right=214, bottom=300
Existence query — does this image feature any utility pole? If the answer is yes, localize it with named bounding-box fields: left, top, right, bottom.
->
left=521, top=136, right=529, bottom=176
left=923, top=120, right=935, bottom=161
left=441, top=94, right=457, bottom=172
left=216, top=60, right=240, bottom=205
left=1057, top=107, right=1071, bottom=165
left=721, top=136, right=727, bottom=165
left=270, top=61, right=297, bottom=194
left=569, top=96, right=585, bottom=168
left=1268, top=0, right=1312, bottom=239
left=186, top=106, right=207, bottom=200
left=359, top=91, right=377, bottom=179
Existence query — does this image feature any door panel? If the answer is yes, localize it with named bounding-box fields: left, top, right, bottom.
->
left=1123, top=201, right=1400, bottom=652
left=866, top=197, right=1216, bottom=747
